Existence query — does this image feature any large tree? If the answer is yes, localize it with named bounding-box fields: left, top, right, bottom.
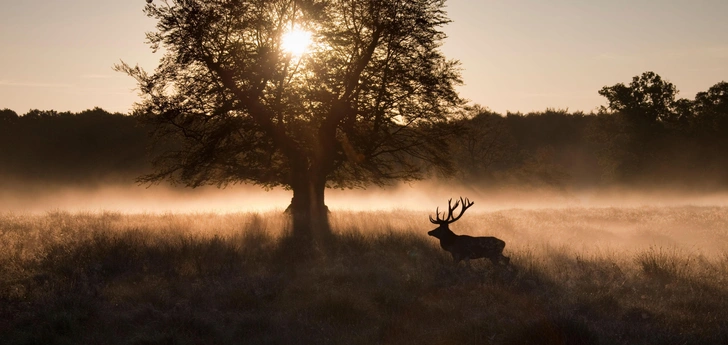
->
left=117, top=0, right=463, bottom=239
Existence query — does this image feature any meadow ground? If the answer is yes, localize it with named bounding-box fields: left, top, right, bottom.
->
left=1, top=206, right=727, bottom=344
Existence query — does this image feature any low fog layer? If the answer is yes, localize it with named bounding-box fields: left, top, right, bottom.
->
left=3, top=182, right=728, bottom=258
left=2, top=181, right=728, bottom=214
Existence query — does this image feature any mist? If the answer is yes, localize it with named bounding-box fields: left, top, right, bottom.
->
left=3, top=180, right=728, bottom=214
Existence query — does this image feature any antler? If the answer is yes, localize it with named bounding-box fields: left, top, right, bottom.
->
left=429, top=197, right=474, bottom=224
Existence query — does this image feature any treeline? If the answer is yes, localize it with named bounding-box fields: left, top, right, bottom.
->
left=0, top=107, right=149, bottom=186
left=1, top=72, right=727, bottom=190
left=451, top=72, right=728, bottom=189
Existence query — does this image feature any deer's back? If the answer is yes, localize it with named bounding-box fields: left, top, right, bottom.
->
left=452, top=235, right=505, bottom=257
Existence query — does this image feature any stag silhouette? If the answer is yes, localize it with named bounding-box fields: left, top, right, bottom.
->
left=428, top=197, right=509, bottom=265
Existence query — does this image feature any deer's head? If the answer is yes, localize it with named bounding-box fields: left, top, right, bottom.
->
left=428, top=197, right=474, bottom=239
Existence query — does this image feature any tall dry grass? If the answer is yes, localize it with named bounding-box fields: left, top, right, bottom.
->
left=1, top=207, right=727, bottom=344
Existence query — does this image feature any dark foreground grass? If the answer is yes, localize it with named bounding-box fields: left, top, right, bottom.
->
left=1, top=210, right=727, bottom=344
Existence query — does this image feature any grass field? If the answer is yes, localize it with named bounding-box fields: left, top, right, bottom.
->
left=1, top=206, right=727, bottom=344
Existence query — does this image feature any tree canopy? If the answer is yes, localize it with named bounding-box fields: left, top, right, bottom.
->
left=116, top=0, right=463, bottom=237
left=598, top=71, right=681, bottom=125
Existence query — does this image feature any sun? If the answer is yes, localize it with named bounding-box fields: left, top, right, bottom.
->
left=281, top=28, right=312, bottom=57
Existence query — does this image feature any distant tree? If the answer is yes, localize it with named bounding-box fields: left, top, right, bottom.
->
left=671, top=98, right=695, bottom=130
left=691, top=81, right=728, bottom=179
left=693, top=81, right=728, bottom=135
left=0, top=108, right=18, bottom=123
left=512, top=146, right=572, bottom=188
left=23, top=109, right=56, bottom=120
left=596, top=72, right=685, bottom=182
left=585, top=111, right=639, bottom=183
left=598, top=71, right=679, bottom=125
left=116, top=0, right=463, bottom=240
left=500, top=109, right=587, bottom=187
left=452, top=105, right=515, bottom=181
left=77, top=106, right=123, bottom=118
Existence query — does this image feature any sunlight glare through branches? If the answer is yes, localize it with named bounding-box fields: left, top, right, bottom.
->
left=281, top=28, right=312, bottom=57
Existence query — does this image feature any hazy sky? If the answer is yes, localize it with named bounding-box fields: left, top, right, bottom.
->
left=1, top=0, right=727, bottom=115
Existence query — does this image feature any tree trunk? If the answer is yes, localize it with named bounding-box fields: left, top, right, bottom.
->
left=287, top=173, right=331, bottom=243
left=283, top=119, right=337, bottom=245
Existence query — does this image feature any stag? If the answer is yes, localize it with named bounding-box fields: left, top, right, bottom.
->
left=428, top=197, right=509, bottom=265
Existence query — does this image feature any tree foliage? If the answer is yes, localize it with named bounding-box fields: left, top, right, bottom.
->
left=598, top=71, right=680, bottom=125
left=117, top=0, right=462, bottom=189
left=693, top=81, right=728, bottom=136
left=0, top=108, right=18, bottom=123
